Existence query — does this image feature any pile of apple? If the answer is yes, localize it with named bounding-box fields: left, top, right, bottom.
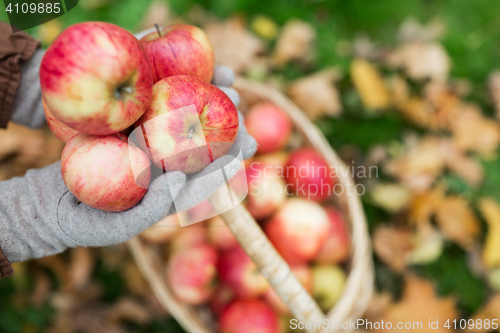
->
left=141, top=103, right=350, bottom=333
left=40, top=21, right=238, bottom=212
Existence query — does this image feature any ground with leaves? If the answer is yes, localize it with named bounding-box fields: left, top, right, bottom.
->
left=2, top=1, right=500, bottom=332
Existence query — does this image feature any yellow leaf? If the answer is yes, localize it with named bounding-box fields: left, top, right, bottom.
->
left=435, top=195, right=480, bottom=250
left=251, top=15, right=278, bottom=40
left=351, top=58, right=390, bottom=111
left=479, top=198, right=500, bottom=268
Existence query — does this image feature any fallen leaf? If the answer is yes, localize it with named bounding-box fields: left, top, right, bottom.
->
left=107, top=297, right=151, bottom=324
left=373, top=225, right=414, bottom=272
left=478, top=198, right=500, bottom=268
left=385, top=136, right=445, bottom=190
left=140, top=0, right=173, bottom=31
left=397, top=17, right=446, bottom=42
left=351, top=58, right=390, bottom=111
left=380, top=275, right=459, bottom=333
left=450, top=104, right=500, bottom=158
left=371, top=182, right=411, bottom=213
left=408, top=186, right=445, bottom=227
left=488, top=70, right=500, bottom=120
left=364, top=292, right=392, bottom=323
left=441, top=139, right=484, bottom=187
left=435, top=195, right=480, bottom=250
left=287, top=68, right=342, bottom=119
left=68, top=247, right=94, bottom=292
left=408, top=225, right=444, bottom=265
left=387, top=41, right=450, bottom=82
left=251, top=15, right=278, bottom=40
left=272, top=19, right=315, bottom=67
left=205, top=18, right=265, bottom=74
left=397, top=97, right=434, bottom=128
left=36, top=19, right=63, bottom=45
left=464, top=294, right=500, bottom=333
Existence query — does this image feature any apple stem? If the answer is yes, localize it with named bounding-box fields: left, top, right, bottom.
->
left=155, top=23, right=161, bottom=37
left=187, top=127, right=195, bottom=139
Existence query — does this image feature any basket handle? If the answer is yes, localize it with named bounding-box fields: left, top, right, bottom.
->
left=208, top=184, right=327, bottom=332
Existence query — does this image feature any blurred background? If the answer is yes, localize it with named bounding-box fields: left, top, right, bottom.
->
left=2, top=0, right=500, bottom=332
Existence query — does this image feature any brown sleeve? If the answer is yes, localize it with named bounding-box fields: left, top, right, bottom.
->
left=0, top=22, right=40, bottom=128
left=0, top=244, right=13, bottom=279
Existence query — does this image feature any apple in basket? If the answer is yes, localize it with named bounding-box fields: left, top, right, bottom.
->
left=134, top=75, right=238, bottom=174
left=245, top=102, right=292, bottom=154
left=40, top=22, right=153, bottom=135
left=265, top=198, right=330, bottom=263
left=315, top=207, right=350, bottom=264
left=217, top=245, right=269, bottom=299
left=219, top=299, right=280, bottom=333
left=285, top=148, right=335, bottom=202
left=140, top=24, right=215, bottom=83
left=167, top=244, right=218, bottom=305
left=61, top=132, right=151, bottom=212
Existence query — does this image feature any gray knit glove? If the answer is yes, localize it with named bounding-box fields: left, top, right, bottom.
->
left=0, top=109, right=256, bottom=262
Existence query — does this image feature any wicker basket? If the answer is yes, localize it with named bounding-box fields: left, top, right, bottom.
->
left=128, top=77, right=374, bottom=333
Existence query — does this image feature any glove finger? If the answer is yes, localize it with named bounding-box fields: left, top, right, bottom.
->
left=218, top=86, right=240, bottom=108
left=212, top=65, right=235, bottom=87
left=57, top=170, right=187, bottom=247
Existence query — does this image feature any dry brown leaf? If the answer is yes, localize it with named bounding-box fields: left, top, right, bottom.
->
left=272, top=19, right=315, bottom=66
left=140, top=0, right=173, bottom=31
left=424, top=82, right=461, bottom=130
left=388, top=74, right=410, bottom=107
left=408, top=186, right=445, bottom=226
left=68, top=247, right=94, bottom=292
left=488, top=70, right=500, bottom=120
left=351, top=58, right=390, bottom=111
left=441, top=139, right=484, bottom=186
left=380, top=275, right=459, bottom=333
left=205, top=18, right=265, bottom=74
left=373, top=225, right=414, bottom=272
left=385, top=136, right=445, bottom=190
left=464, top=294, right=500, bottom=333
left=397, top=97, right=434, bottom=128
left=435, top=195, right=480, bottom=250
left=387, top=41, right=450, bottom=81
left=287, top=68, right=342, bottom=119
left=450, top=104, right=500, bottom=158
left=478, top=198, right=500, bottom=268
left=107, top=297, right=151, bottom=324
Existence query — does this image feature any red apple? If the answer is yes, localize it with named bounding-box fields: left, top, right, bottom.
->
left=140, top=212, right=185, bottom=244
left=219, top=300, right=280, bottom=333
left=61, top=132, right=151, bottom=212
left=209, top=284, right=235, bottom=317
left=42, top=96, right=78, bottom=143
left=170, top=225, right=208, bottom=253
left=265, top=198, right=330, bottom=263
left=315, top=207, right=350, bottom=264
left=217, top=246, right=269, bottom=299
left=134, top=75, right=238, bottom=174
left=40, top=22, right=153, bottom=136
left=207, top=216, right=238, bottom=250
left=264, top=264, right=313, bottom=314
left=140, top=24, right=214, bottom=83
left=245, top=102, right=292, bottom=153
left=285, top=148, right=335, bottom=202
left=246, top=162, right=287, bottom=219
left=167, top=244, right=218, bottom=305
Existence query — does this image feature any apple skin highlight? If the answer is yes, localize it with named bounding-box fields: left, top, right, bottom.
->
left=40, top=22, right=153, bottom=136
